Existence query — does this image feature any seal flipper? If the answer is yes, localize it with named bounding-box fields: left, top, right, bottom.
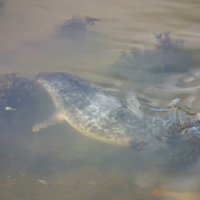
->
left=32, top=111, right=66, bottom=133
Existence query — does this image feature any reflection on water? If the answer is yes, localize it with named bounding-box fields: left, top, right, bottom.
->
left=108, top=32, right=200, bottom=108
left=0, top=0, right=200, bottom=199
left=110, top=32, right=197, bottom=89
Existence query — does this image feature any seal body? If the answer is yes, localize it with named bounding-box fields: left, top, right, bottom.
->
left=32, top=72, right=200, bottom=146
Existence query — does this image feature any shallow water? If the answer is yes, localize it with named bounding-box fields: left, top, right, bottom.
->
left=0, top=0, right=200, bottom=199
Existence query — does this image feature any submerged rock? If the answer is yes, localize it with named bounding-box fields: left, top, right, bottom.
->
left=0, top=73, right=53, bottom=132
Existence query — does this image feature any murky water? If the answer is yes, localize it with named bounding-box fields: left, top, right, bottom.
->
left=0, top=0, right=200, bottom=199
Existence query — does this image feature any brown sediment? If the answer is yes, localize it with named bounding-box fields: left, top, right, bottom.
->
left=153, top=188, right=200, bottom=200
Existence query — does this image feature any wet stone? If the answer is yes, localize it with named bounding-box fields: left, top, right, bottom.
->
left=0, top=73, right=54, bottom=133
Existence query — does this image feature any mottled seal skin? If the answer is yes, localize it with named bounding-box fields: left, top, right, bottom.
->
left=32, top=72, right=200, bottom=147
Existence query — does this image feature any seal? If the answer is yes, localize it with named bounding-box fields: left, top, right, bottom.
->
left=32, top=72, right=200, bottom=147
